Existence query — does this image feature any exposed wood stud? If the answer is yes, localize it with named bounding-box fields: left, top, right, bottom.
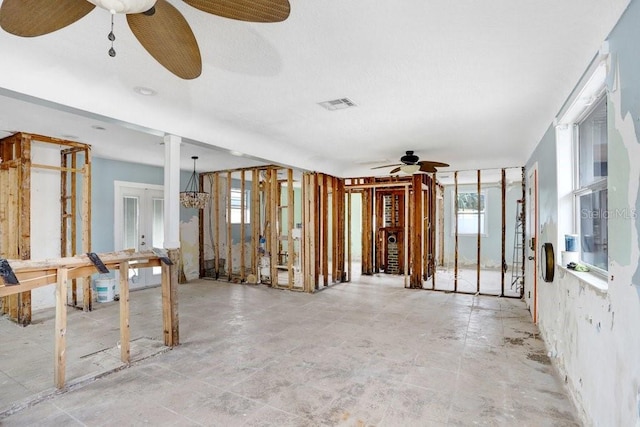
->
left=361, top=185, right=373, bottom=275
left=214, top=172, right=220, bottom=278
left=251, top=169, right=260, bottom=279
left=119, top=261, right=130, bottom=363
left=404, top=184, right=410, bottom=287
left=314, top=174, right=320, bottom=288
left=198, top=173, right=205, bottom=278
left=454, top=171, right=459, bottom=292
left=269, top=169, right=278, bottom=287
left=162, top=249, right=180, bottom=346
left=430, top=175, right=437, bottom=290
left=410, top=173, right=423, bottom=288
left=302, top=173, right=309, bottom=290
left=321, top=175, right=329, bottom=286
left=54, top=268, right=68, bottom=389
left=477, top=169, right=481, bottom=294
left=240, top=170, right=246, bottom=282
left=287, top=168, right=294, bottom=289
left=437, top=184, right=445, bottom=267
left=501, top=168, right=507, bottom=297
left=18, top=136, right=31, bottom=325
left=226, top=171, right=232, bottom=281
left=82, top=153, right=92, bottom=312
left=347, top=189, right=352, bottom=282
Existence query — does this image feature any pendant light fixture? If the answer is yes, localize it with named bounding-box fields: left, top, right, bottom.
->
left=180, top=156, right=210, bottom=209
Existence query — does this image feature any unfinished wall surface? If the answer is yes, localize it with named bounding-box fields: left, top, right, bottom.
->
left=180, top=216, right=200, bottom=281
left=30, top=144, right=62, bottom=310
left=525, top=2, right=640, bottom=424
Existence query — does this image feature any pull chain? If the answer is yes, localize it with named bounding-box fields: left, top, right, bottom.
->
left=108, top=13, right=116, bottom=57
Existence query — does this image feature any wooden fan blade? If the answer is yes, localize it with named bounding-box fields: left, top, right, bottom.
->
left=419, top=160, right=449, bottom=168
left=390, top=167, right=401, bottom=174
left=418, top=164, right=438, bottom=173
left=127, top=0, right=202, bottom=79
left=371, top=163, right=401, bottom=170
left=0, top=0, right=94, bottom=37
left=183, top=0, right=290, bottom=23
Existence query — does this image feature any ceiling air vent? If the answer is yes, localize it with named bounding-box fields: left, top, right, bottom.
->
left=318, top=97, right=357, bottom=111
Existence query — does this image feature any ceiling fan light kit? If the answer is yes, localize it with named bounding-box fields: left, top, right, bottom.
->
left=88, top=0, right=156, bottom=14
left=0, top=0, right=290, bottom=79
left=400, top=164, right=420, bottom=174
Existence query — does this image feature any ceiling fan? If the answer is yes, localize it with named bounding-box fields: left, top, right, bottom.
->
left=0, top=0, right=290, bottom=80
left=371, top=150, right=449, bottom=174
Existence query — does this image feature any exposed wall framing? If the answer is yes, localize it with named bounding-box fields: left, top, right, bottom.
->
left=200, top=167, right=347, bottom=293
left=345, top=174, right=435, bottom=288
left=0, top=133, right=91, bottom=325
left=433, top=167, right=525, bottom=298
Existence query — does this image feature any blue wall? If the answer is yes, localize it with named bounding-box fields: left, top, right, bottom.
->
left=91, top=157, right=196, bottom=252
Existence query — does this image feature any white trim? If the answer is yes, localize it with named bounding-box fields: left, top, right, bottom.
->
left=556, top=60, right=607, bottom=125
left=558, top=265, right=608, bottom=295
left=114, top=180, right=163, bottom=251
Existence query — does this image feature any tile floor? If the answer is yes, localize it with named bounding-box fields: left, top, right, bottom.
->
left=1, top=277, right=579, bottom=426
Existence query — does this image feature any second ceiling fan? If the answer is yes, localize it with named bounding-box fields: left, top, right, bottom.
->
left=372, top=150, right=449, bottom=174
left=0, top=0, right=290, bottom=79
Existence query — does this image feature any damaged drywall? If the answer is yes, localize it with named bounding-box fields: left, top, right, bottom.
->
left=180, top=215, right=199, bottom=281
left=524, top=2, right=640, bottom=424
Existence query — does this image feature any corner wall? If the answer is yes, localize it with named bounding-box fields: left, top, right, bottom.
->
left=524, top=1, right=640, bottom=424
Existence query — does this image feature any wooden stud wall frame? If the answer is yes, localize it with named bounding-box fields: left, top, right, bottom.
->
left=199, top=167, right=349, bottom=293
left=344, top=175, right=435, bottom=289
left=0, top=133, right=91, bottom=325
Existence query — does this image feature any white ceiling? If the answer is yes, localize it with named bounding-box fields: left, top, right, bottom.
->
left=0, top=0, right=630, bottom=175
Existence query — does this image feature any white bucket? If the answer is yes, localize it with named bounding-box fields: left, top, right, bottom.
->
left=95, top=278, right=115, bottom=303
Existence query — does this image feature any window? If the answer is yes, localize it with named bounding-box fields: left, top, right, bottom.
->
left=229, top=188, right=250, bottom=224
left=575, top=96, right=607, bottom=272
left=454, top=191, right=486, bottom=235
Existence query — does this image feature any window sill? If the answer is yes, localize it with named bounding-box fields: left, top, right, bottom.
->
left=557, top=265, right=608, bottom=294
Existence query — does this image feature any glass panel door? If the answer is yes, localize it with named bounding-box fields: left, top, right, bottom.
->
left=115, top=183, right=164, bottom=290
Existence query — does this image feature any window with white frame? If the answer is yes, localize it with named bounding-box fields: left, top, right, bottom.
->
left=454, top=191, right=487, bottom=235
left=574, top=96, right=608, bottom=272
left=229, top=188, right=250, bottom=224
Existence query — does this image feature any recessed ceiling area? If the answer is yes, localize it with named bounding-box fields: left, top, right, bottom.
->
left=0, top=0, right=631, bottom=176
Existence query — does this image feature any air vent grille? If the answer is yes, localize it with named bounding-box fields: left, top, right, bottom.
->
left=318, top=97, right=357, bottom=111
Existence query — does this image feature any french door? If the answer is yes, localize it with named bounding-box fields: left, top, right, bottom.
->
left=115, top=182, right=164, bottom=290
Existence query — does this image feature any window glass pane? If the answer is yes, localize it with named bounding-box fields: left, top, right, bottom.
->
left=455, top=192, right=485, bottom=235
left=152, top=198, right=164, bottom=248
left=579, top=189, right=608, bottom=271
left=229, top=188, right=250, bottom=224
left=123, top=196, right=139, bottom=250
left=579, top=98, right=607, bottom=187
left=458, top=213, right=485, bottom=234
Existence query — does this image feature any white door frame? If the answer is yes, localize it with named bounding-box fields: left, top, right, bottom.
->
left=525, top=165, right=539, bottom=323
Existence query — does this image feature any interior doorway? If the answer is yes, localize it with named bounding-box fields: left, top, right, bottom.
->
left=114, top=181, right=164, bottom=290
left=524, top=165, right=538, bottom=322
